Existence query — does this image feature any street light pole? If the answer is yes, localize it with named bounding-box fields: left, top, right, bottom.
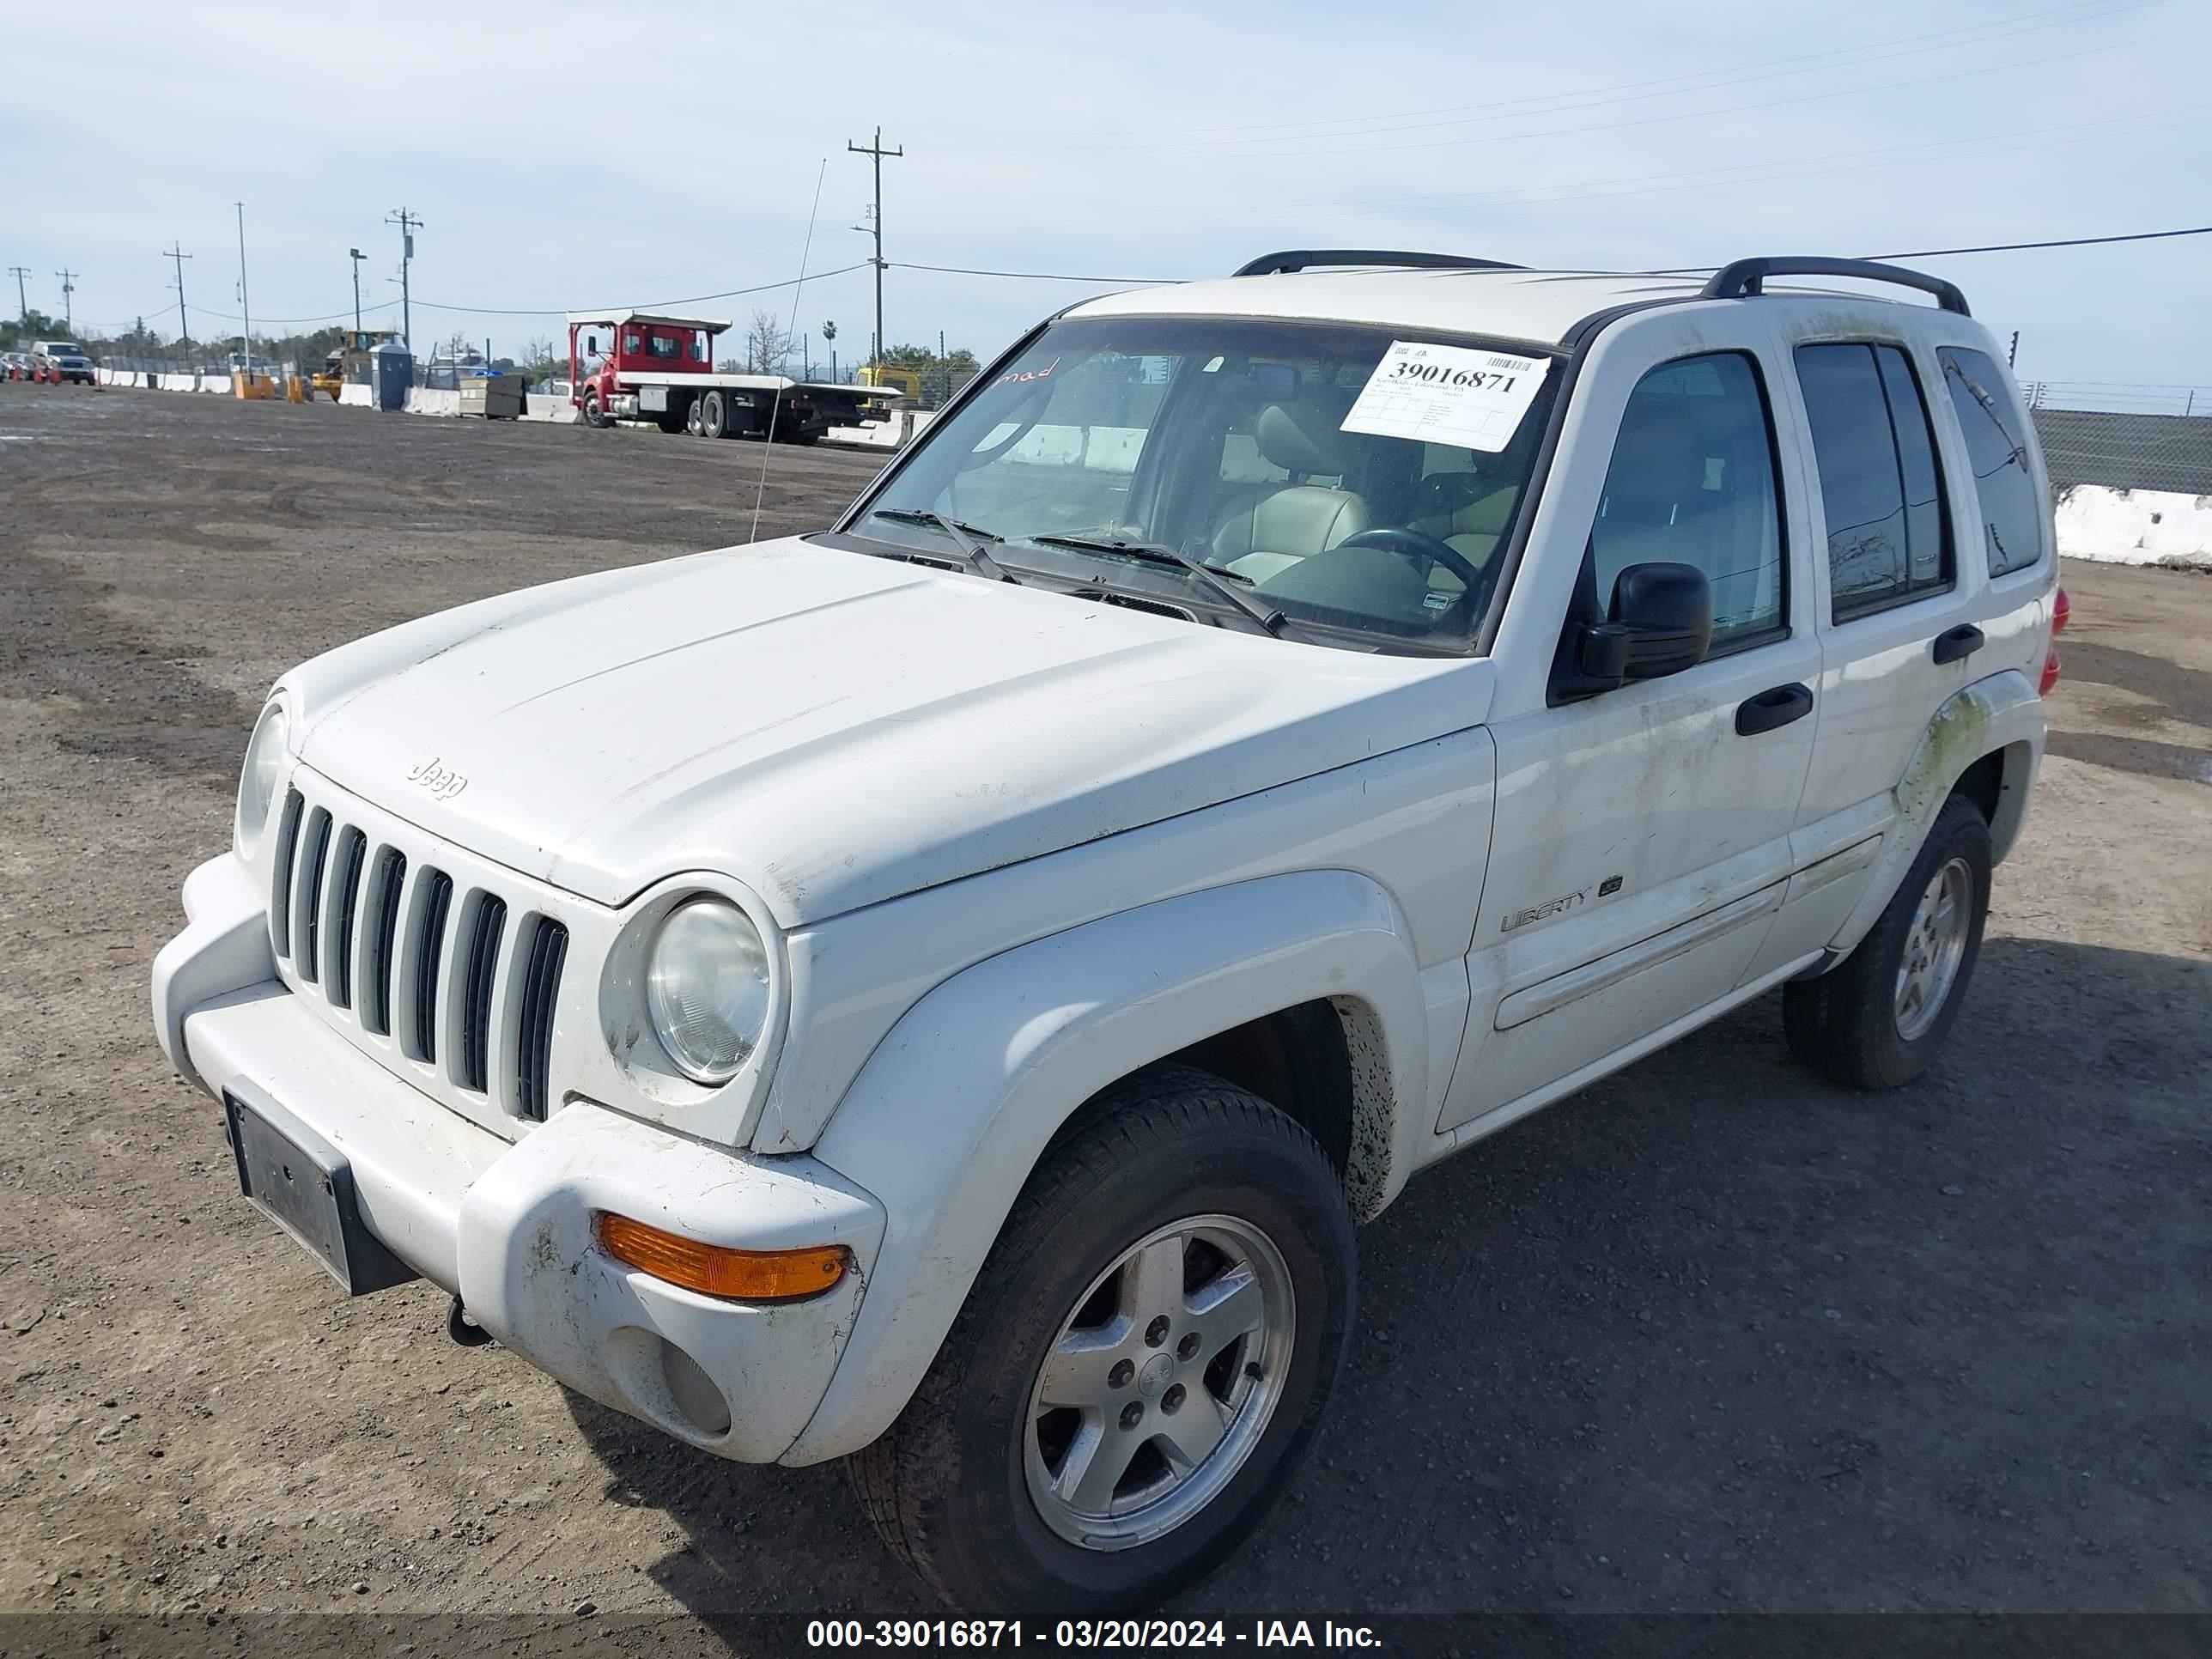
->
left=349, top=247, right=365, bottom=338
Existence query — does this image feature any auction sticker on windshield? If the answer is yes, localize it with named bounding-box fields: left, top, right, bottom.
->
left=1340, top=340, right=1552, bottom=452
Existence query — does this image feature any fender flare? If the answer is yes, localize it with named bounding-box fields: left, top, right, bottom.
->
left=781, top=868, right=1428, bottom=1464
left=1828, top=667, right=2045, bottom=960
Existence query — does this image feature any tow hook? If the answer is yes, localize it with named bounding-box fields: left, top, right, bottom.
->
left=446, top=1296, right=493, bottom=1348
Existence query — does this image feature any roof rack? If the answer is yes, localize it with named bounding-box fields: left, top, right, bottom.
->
left=1233, top=249, right=1523, bottom=277
left=1700, top=257, right=1969, bottom=316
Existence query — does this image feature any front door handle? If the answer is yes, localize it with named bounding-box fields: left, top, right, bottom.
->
left=1932, top=623, right=1985, bottom=665
left=1735, top=682, right=1814, bottom=736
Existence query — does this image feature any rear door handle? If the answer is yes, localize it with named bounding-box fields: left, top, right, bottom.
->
left=1735, top=682, right=1814, bottom=736
left=1932, top=623, right=1985, bottom=665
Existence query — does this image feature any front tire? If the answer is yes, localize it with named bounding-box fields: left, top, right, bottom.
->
left=580, top=389, right=609, bottom=428
left=850, top=1067, right=1356, bottom=1615
left=1784, top=793, right=1992, bottom=1090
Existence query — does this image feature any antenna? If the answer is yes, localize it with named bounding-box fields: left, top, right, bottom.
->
left=234, top=204, right=252, bottom=369
left=750, top=159, right=830, bottom=548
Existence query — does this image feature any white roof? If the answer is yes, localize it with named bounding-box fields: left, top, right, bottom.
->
left=565, top=309, right=732, bottom=333
left=1066, top=266, right=1889, bottom=348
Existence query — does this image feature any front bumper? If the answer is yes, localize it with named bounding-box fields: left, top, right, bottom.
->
left=153, top=855, right=884, bottom=1464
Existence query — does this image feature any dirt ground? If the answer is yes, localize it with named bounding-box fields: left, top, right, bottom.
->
left=2, top=386, right=2207, bottom=1640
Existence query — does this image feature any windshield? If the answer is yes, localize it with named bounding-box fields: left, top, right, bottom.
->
left=848, top=315, right=1559, bottom=652
left=49, top=345, right=83, bottom=356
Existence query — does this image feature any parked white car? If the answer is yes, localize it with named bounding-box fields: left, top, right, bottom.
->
left=155, top=251, right=2061, bottom=1613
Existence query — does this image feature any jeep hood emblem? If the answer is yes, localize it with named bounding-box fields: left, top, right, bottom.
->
left=405, top=756, right=468, bottom=801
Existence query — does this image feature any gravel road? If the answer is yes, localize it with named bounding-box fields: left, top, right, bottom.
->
left=2, top=386, right=2206, bottom=1639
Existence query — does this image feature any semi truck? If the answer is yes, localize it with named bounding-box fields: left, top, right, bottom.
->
left=566, top=311, right=896, bottom=444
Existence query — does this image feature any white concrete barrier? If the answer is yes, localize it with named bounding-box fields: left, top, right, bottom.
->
left=2057, top=486, right=2212, bottom=569
left=196, top=375, right=229, bottom=394
left=523, top=393, right=580, bottom=423
left=155, top=373, right=195, bottom=392
left=404, top=387, right=462, bottom=417
left=827, top=409, right=939, bottom=448
left=338, top=384, right=374, bottom=409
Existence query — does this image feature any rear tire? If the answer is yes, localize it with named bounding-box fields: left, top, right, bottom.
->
left=1784, top=793, right=1992, bottom=1090
left=849, top=1066, right=1356, bottom=1615
left=700, top=390, right=728, bottom=440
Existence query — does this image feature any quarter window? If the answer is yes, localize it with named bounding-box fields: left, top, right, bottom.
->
left=1939, top=346, right=2045, bottom=576
left=1589, top=351, right=1785, bottom=650
left=1795, top=343, right=1953, bottom=619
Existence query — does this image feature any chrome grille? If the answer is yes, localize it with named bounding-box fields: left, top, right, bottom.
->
left=269, top=775, right=570, bottom=1128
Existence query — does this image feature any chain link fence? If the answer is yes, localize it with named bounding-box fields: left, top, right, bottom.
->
left=2026, top=382, right=2212, bottom=495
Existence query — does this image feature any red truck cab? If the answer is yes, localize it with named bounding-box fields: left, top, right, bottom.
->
left=566, top=308, right=893, bottom=444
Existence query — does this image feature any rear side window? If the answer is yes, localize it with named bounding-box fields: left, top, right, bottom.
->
left=1795, top=343, right=1952, bottom=620
left=1939, top=347, right=2045, bottom=576
left=1589, top=351, right=1784, bottom=650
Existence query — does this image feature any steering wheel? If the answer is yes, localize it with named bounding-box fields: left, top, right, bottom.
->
left=1333, top=526, right=1489, bottom=592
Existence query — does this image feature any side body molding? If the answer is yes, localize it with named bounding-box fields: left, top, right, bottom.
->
left=784, top=869, right=1429, bottom=1464
left=1828, top=667, right=2045, bottom=960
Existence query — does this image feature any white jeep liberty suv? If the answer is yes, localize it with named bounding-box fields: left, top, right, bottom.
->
left=154, top=251, right=2062, bottom=1613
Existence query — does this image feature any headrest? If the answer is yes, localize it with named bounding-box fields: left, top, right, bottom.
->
left=1255, top=396, right=1357, bottom=477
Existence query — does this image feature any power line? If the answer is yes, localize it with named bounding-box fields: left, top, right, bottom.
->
left=912, top=219, right=2212, bottom=291
left=892, top=260, right=1183, bottom=284
left=1867, top=225, right=2212, bottom=259
left=408, top=260, right=876, bottom=318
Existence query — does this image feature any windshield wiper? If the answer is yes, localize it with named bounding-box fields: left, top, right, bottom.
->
left=866, top=508, right=1018, bottom=583
left=1025, top=534, right=1297, bottom=639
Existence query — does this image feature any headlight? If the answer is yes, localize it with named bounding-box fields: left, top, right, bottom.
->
left=645, top=898, right=771, bottom=1085
left=234, top=702, right=289, bottom=852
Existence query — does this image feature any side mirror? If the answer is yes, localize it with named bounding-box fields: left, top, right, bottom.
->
left=586, top=335, right=599, bottom=356
left=1576, top=562, right=1712, bottom=684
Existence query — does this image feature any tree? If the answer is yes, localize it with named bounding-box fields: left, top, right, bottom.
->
left=744, top=309, right=796, bottom=373
left=519, top=335, right=561, bottom=379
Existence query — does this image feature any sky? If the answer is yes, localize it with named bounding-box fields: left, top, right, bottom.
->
left=5, top=0, right=2207, bottom=396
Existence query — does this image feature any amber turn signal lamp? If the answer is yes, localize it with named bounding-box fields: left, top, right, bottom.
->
left=593, top=1212, right=848, bottom=1302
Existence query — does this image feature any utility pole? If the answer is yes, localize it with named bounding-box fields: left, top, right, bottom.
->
left=847, top=128, right=901, bottom=380
left=234, top=204, right=252, bottom=368
left=8, top=265, right=28, bottom=331
left=163, top=244, right=192, bottom=357
left=55, top=268, right=76, bottom=333
left=349, top=247, right=365, bottom=338
left=386, top=208, right=422, bottom=346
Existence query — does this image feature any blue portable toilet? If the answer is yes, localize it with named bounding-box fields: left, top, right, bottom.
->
left=369, top=342, right=414, bottom=411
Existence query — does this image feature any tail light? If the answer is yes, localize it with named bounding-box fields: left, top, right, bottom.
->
left=2039, top=586, right=2068, bottom=694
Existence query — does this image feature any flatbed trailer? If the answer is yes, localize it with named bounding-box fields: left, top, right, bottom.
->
left=566, top=310, right=896, bottom=444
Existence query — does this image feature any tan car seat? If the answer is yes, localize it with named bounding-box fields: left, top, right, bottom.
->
left=1210, top=399, right=1371, bottom=583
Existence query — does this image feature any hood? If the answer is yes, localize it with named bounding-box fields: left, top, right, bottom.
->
left=291, top=538, right=1492, bottom=924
